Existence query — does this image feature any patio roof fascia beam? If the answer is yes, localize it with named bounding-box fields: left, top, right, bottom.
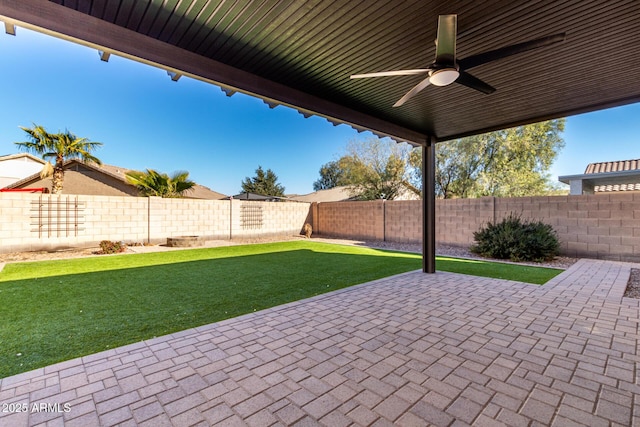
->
left=0, top=0, right=427, bottom=146
left=422, top=135, right=436, bottom=274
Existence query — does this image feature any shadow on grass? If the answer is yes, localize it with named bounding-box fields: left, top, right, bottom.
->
left=0, top=248, right=420, bottom=378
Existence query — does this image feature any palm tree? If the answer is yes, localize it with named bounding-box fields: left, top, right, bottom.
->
left=15, top=124, right=102, bottom=194
left=125, top=169, right=196, bottom=198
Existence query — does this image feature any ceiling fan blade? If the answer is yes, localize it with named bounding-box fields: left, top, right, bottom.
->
left=350, top=69, right=429, bottom=79
left=393, top=75, right=431, bottom=107
left=458, top=33, right=566, bottom=70
left=455, top=71, right=495, bottom=94
left=435, top=14, right=457, bottom=64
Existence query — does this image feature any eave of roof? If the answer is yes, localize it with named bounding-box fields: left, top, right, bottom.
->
left=558, top=169, right=640, bottom=186
left=4, top=159, right=118, bottom=189
left=2, top=1, right=640, bottom=145
left=6, top=159, right=227, bottom=199
left=0, top=152, right=46, bottom=164
left=0, top=0, right=426, bottom=146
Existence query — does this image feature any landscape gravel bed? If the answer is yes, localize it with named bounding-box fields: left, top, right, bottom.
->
left=0, top=235, right=577, bottom=269
left=624, top=268, right=640, bottom=299
left=311, top=238, right=578, bottom=270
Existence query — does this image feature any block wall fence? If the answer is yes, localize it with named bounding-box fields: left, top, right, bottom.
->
left=0, top=193, right=310, bottom=253
left=2, top=192, right=639, bottom=261
left=312, top=193, right=640, bottom=262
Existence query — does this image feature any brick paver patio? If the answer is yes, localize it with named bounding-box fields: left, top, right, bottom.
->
left=1, top=258, right=639, bottom=426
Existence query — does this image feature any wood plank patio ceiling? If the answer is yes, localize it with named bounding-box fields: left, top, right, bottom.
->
left=1, top=0, right=640, bottom=144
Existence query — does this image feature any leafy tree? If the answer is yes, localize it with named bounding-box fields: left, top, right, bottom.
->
left=473, top=120, right=565, bottom=197
left=435, top=136, right=487, bottom=199
left=406, top=148, right=423, bottom=197
left=313, top=160, right=347, bottom=191
left=241, top=166, right=285, bottom=196
left=341, top=153, right=407, bottom=200
left=315, top=137, right=416, bottom=200
left=15, top=124, right=102, bottom=194
left=410, top=119, right=566, bottom=198
left=125, top=169, right=196, bottom=198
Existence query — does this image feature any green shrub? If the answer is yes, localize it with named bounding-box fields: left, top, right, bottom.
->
left=470, top=213, right=559, bottom=262
left=97, top=240, right=127, bottom=255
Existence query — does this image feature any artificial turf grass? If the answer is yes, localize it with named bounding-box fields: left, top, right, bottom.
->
left=0, top=241, right=562, bottom=378
left=436, top=256, right=562, bottom=285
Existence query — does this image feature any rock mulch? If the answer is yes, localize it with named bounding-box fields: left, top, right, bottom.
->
left=330, top=240, right=579, bottom=270
left=0, top=247, right=98, bottom=263
left=624, top=268, right=640, bottom=298
left=0, top=235, right=578, bottom=268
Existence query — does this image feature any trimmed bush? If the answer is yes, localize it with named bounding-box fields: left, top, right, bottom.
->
left=97, top=240, right=127, bottom=255
left=471, top=213, right=559, bottom=262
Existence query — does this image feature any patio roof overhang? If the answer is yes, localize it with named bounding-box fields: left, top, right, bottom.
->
left=1, top=0, right=639, bottom=271
left=2, top=1, right=640, bottom=145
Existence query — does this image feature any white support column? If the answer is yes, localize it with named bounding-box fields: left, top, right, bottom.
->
left=569, top=179, right=594, bottom=195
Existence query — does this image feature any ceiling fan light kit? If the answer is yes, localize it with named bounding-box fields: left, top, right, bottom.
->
left=350, top=14, right=565, bottom=107
left=429, top=68, right=460, bottom=86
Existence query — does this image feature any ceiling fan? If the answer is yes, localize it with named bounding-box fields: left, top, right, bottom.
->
left=350, top=15, right=565, bottom=107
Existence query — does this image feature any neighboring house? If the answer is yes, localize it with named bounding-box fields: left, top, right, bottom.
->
left=288, top=186, right=355, bottom=203
left=289, top=185, right=420, bottom=203
left=5, top=158, right=227, bottom=199
left=559, top=159, right=640, bottom=195
left=226, top=192, right=290, bottom=202
left=183, top=184, right=227, bottom=200
left=386, top=186, right=420, bottom=201
left=0, top=153, right=46, bottom=188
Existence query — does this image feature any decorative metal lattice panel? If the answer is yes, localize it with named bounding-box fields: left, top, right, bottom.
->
left=240, top=204, right=263, bottom=229
left=31, top=195, right=85, bottom=237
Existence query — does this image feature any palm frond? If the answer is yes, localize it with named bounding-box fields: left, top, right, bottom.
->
left=125, top=169, right=195, bottom=197
left=39, top=162, right=54, bottom=179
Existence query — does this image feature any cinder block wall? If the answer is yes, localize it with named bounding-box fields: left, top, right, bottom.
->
left=0, top=193, right=148, bottom=252
left=316, top=200, right=384, bottom=240
left=493, top=194, right=640, bottom=261
left=0, top=193, right=311, bottom=253
left=83, top=195, right=149, bottom=243
left=384, top=200, right=421, bottom=243
left=313, top=193, right=640, bottom=262
left=148, top=197, right=231, bottom=242
left=231, top=200, right=311, bottom=239
left=4, top=192, right=639, bottom=260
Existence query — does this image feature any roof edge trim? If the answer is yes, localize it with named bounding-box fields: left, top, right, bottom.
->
left=0, top=0, right=427, bottom=145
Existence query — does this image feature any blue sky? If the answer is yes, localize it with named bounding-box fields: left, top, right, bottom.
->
left=1, top=27, right=639, bottom=196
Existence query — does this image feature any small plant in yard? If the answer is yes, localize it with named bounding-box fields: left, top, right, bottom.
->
left=471, top=213, right=560, bottom=262
left=96, top=240, right=127, bottom=254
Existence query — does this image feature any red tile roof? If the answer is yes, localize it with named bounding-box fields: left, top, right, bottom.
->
left=594, top=183, right=640, bottom=192
left=585, top=159, right=640, bottom=174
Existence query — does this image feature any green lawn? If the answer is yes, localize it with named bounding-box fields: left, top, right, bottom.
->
left=0, top=241, right=561, bottom=378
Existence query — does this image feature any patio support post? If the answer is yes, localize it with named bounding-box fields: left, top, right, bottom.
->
left=422, top=136, right=436, bottom=273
